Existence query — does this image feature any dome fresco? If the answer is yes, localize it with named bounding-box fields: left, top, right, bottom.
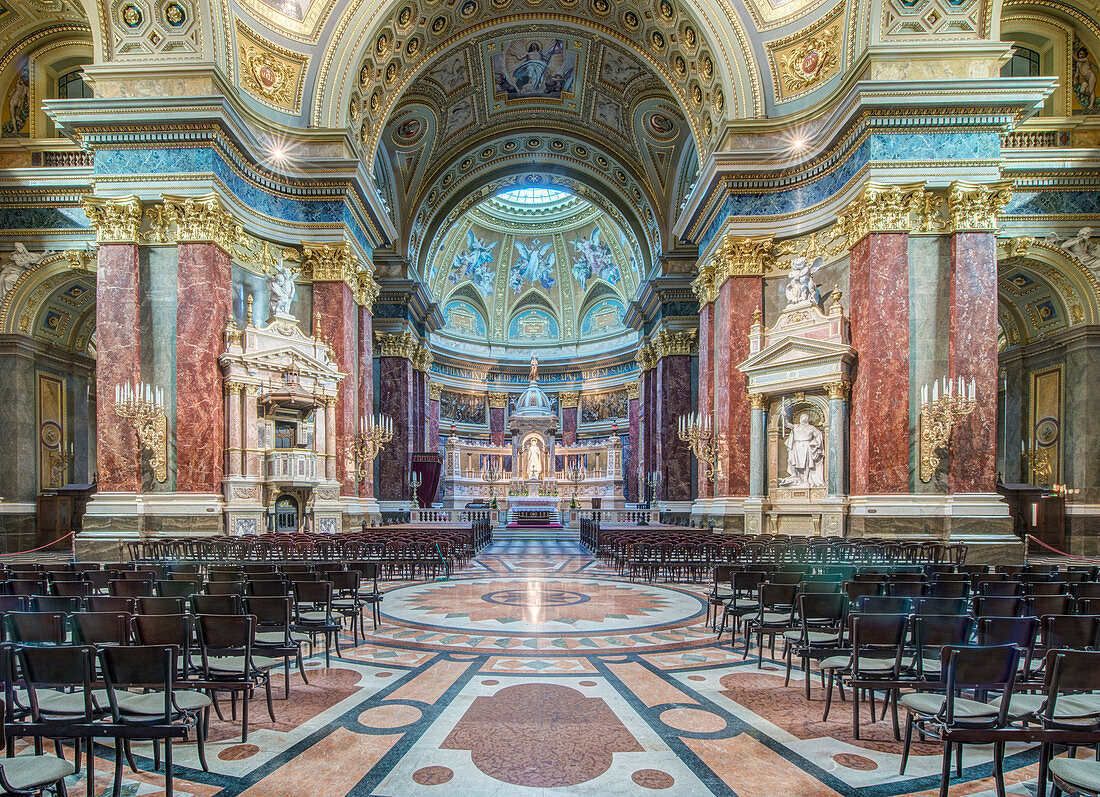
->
left=428, top=188, right=641, bottom=348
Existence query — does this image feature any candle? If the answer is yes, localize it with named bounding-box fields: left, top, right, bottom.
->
left=969, top=378, right=975, bottom=400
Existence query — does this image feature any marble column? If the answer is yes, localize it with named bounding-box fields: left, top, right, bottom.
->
left=748, top=394, right=766, bottom=498
left=427, top=383, right=440, bottom=453
left=313, top=280, right=358, bottom=495
left=947, top=230, right=999, bottom=494
left=713, top=274, right=761, bottom=496
left=95, top=243, right=143, bottom=492
left=696, top=300, right=714, bottom=499
left=175, top=242, right=231, bottom=494
left=849, top=232, right=911, bottom=494
left=358, top=304, right=374, bottom=498
left=639, top=355, right=657, bottom=483
left=324, top=397, right=337, bottom=481
left=243, top=386, right=261, bottom=478
left=378, top=353, right=414, bottom=501
left=488, top=394, right=507, bottom=446
left=560, top=392, right=579, bottom=446
left=314, top=400, right=327, bottom=476
left=656, top=352, right=692, bottom=501
left=225, top=382, right=242, bottom=478
left=825, top=381, right=850, bottom=497
left=626, top=380, right=640, bottom=503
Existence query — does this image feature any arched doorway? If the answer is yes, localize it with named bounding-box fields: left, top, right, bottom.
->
left=274, top=495, right=299, bottom=533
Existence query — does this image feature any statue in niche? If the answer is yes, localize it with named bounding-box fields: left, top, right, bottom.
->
left=267, top=257, right=296, bottom=317
left=529, top=354, right=538, bottom=381
left=526, top=438, right=543, bottom=480
left=1, top=243, right=49, bottom=300
left=781, top=413, right=825, bottom=488
left=785, top=256, right=823, bottom=307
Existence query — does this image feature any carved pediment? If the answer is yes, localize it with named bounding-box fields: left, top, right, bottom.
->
left=739, top=335, right=854, bottom=375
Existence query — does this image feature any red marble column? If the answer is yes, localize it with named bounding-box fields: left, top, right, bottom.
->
left=358, top=305, right=374, bottom=498
left=314, top=281, right=358, bottom=496
left=379, top=356, right=413, bottom=501
left=96, top=244, right=142, bottom=492
left=427, top=390, right=440, bottom=453
left=175, top=243, right=231, bottom=493
left=641, top=368, right=657, bottom=480
left=656, top=354, right=692, bottom=501
left=948, top=232, right=998, bottom=494
left=713, top=276, right=760, bottom=496
left=561, top=400, right=578, bottom=446
left=697, top=302, right=714, bottom=498
left=414, top=369, right=428, bottom=451
left=489, top=399, right=506, bottom=446
left=849, top=233, right=911, bottom=494
left=627, top=383, right=640, bottom=502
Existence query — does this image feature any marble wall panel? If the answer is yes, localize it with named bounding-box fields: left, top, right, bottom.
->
left=714, top=276, right=759, bottom=496
left=657, top=355, right=692, bottom=501
left=697, top=302, right=713, bottom=498
left=175, top=243, right=229, bottom=493
left=0, top=355, right=37, bottom=502
left=95, top=244, right=142, bottom=492
left=948, top=232, right=999, bottom=494
left=379, top=357, right=413, bottom=501
left=489, top=406, right=506, bottom=446
left=1064, top=331, right=1100, bottom=505
left=850, top=233, right=910, bottom=494
left=314, top=281, right=358, bottom=495
left=562, top=407, right=578, bottom=446
left=358, top=306, right=375, bottom=497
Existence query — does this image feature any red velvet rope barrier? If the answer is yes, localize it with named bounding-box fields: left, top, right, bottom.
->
left=1025, top=533, right=1100, bottom=564
left=0, top=531, right=74, bottom=557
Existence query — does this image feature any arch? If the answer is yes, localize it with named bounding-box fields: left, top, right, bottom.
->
left=997, top=238, right=1100, bottom=328
left=1, top=252, right=97, bottom=356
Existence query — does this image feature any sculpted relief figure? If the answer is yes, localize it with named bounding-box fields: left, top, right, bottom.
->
left=1047, top=228, right=1100, bottom=272
left=785, top=256, right=823, bottom=308
left=267, top=257, right=297, bottom=317
left=1, top=243, right=49, bottom=301
left=526, top=438, right=543, bottom=480
left=781, top=413, right=825, bottom=488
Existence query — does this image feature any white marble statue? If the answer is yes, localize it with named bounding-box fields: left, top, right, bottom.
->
left=526, top=438, right=543, bottom=480
left=1, top=243, right=49, bottom=301
left=1047, top=228, right=1100, bottom=271
left=267, top=257, right=296, bottom=317
left=781, top=413, right=825, bottom=488
left=785, top=256, right=823, bottom=307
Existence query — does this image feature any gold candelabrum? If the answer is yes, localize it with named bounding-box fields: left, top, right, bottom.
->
left=409, top=471, right=423, bottom=510
left=678, top=412, right=720, bottom=486
left=481, top=459, right=502, bottom=507
left=350, top=415, right=393, bottom=482
left=113, top=380, right=168, bottom=483
left=918, top=376, right=977, bottom=483
left=565, top=458, right=585, bottom=508
left=1022, top=443, right=1054, bottom=488
left=49, top=444, right=74, bottom=488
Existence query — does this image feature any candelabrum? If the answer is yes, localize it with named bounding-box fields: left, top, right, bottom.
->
left=409, top=471, right=423, bottom=510
left=349, top=415, right=393, bottom=482
left=678, top=412, right=719, bottom=486
left=646, top=471, right=662, bottom=504
left=918, top=376, right=977, bottom=483
left=1023, top=444, right=1054, bottom=488
left=48, top=443, right=74, bottom=488
left=481, top=460, right=502, bottom=508
left=565, top=459, right=585, bottom=509
left=113, top=380, right=168, bottom=483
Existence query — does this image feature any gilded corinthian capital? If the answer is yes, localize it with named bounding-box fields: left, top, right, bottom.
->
left=691, top=260, right=718, bottom=305
left=375, top=331, right=418, bottom=358
left=81, top=195, right=143, bottom=244
left=162, top=194, right=242, bottom=250
left=947, top=180, right=1014, bottom=232
left=651, top=329, right=698, bottom=358
left=712, top=234, right=774, bottom=283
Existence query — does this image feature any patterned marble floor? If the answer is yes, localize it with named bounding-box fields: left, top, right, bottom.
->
left=37, top=541, right=1070, bottom=796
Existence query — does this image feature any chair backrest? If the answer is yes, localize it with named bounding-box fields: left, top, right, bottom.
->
left=732, top=571, right=767, bottom=595
left=1042, top=615, right=1100, bottom=650
left=99, top=644, right=177, bottom=722
left=927, top=580, right=970, bottom=599
left=157, top=579, right=199, bottom=598
left=913, top=615, right=975, bottom=673
left=205, top=580, right=246, bottom=596
left=850, top=613, right=908, bottom=673
left=800, top=580, right=842, bottom=595
left=974, top=596, right=1025, bottom=617
left=1072, top=582, right=1100, bottom=600
left=109, top=579, right=154, bottom=598
left=247, top=579, right=290, bottom=597
left=914, top=597, right=969, bottom=616
left=1025, top=582, right=1068, bottom=596
left=51, top=580, right=93, bottom=598
left=87, top=595, right=137, bottom=614
left=979, top=581, right=1024, bottom=597
left=856, top=595, right=912, bottom=614
left=71, top=612, right=133, bottom=646
left=1041, top=649, right=1100, bottom=722
left=244, top=596, right=292, bottom=628
left=132, top=613, right=193, bottom=653
left=978, top=616, right=1040, bottom=653
left=1027, top=595, right=1074, bottom=618
left=191, top=594, right=244, bottom=615
left=31, top=596, right=81, bottom=614
left=0, top=595, right=29, bottom=613
left=196, top=613, right=256, bottom=675
left=4, top=611, right=67, bottom=645
left=939, top=644, right=1020, bottom=724
left=293, top=580, right=334, bottom=607
left=137, top=596, right=187, bottom=616
left=17, top=644, right=97, bottom=721
left=797, top=592, right=847, bottom=626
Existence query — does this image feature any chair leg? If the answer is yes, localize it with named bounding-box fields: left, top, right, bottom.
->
left=939, top=742, right=952, bottom=797
left=993, top=741, right=1007, bottom=797
left=899, top=714, right=914, bottom=775
left=165, top=740, right=173, bottom=797
left=823, top=671, right=834, bottom=721
left=196, top=708, right=209, bottom=773
left=784, top=645, right=793, bottom=687
left=890, top=690, right=901, bottom=741
left=804, top=654, right=812, bottom=700
left=124, top=740, right=139, bottom=773
left=264, top=674, right=276, bottom=722
left=955, top=742, right=963, bottom=778
left=241, top=688, right=250, bottom=743
left=297, top=648, right=309, bottom=685
left=112, top=742, right=124, bottom=797
left=852, top=684, right=861, bottom=740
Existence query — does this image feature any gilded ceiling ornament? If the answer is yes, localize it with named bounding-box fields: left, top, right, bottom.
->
left=947, top=180, right=1014, bottom=232
left=779, top=30, right=837, bottom=94
left=81, top=195, right=143, bottom=244
left=558, top=391, right=580, bottom=408
left=236, top=23, right=308, bottom=112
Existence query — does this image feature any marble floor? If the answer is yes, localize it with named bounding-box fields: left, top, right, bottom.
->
left=26, top=541, right=1070, bottom=796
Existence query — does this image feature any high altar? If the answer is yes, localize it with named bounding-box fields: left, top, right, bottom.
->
left=442, top=359, right=625, bottom=516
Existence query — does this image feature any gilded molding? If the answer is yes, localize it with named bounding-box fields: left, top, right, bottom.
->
left=947, top=180, right=1013, bottom=232
left=625, top=380, right=640, bottom=400
left=558, top=391, right=580, bottom=408
left=825, top=380, right=851, bottom=401
left=375, top=331, right=419, bottom=358
left=162, top=194, right=241, bottom=250
left=487, top=393, right=508, bottom=409
left=411, top=345, right=433, bottom=372
left=712, top=234, right=774, bottom=283
left=635, top=344, right=656, bottom=371
left=356, top=269, right=380, bottom=311
left=749, top=393, right=767, bottom=410
left=428, top=382, right=442, bottom=401
left=301, top=241, right=358, bottom=284
left=690, top=260, right=718, bottom=305
left=651, top=329, right=698, bottom=358
left=81, top=195, right=143, bottom=244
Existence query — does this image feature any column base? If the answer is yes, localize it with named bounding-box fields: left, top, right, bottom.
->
left=1066, top=505, right=1100, bottom=557
left=79, top=492, right=226, bottom=561
left=691, top=496, right=746, bottom=532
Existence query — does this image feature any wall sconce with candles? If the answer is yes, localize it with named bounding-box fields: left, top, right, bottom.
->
left=114, top=380, right=168, bottom=483
left=918, top=376, right=977, bottom=483
left=349, top=414, right=393, bottom=482
left=678, top=412, right=720, bottom=486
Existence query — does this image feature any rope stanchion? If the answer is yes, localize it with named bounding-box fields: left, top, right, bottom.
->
left=0, top=531, right=75, bottom=557
left=1025, top=533, right=1100, bottom=564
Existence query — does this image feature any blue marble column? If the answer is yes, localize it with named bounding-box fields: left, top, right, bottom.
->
left=748, top=394, right=766, bottom=498
left=826, top=381, right=850, bottom=497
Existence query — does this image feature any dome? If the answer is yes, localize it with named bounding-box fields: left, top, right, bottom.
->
left=513, top=379, right=554, bottom=417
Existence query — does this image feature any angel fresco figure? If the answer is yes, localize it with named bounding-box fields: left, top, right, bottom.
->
left=450, top=230, right=498, bottom=296
left=571, top=227, right=621, bottom=287
left=785, top=255, right=823, bottom=308
left=512, top=41, right=563, bottom=95
left=512, top=239, right=556, bottom=291
left=494, top=39, right=574, bottom=99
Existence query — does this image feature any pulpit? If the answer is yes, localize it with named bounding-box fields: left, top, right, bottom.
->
left=37, top=482, right=96, bottom=550
left=997, top=483, right=1065, bottom=553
